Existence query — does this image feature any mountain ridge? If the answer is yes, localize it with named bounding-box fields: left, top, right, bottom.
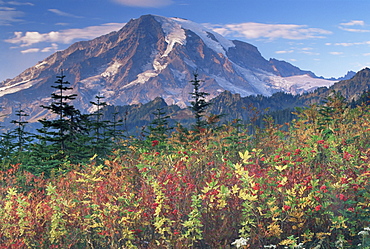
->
left=1, top=14, right=337, bottom=126
left=108, top=67, right=370, bottom=133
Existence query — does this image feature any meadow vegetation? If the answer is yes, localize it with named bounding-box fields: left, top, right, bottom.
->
left=0, top=91, right=369, bottom=248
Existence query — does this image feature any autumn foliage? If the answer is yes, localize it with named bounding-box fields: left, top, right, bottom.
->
left=0, top=102, right=370, bottom=248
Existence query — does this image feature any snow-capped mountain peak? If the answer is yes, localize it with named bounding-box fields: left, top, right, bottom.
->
left=156, top=16, right=235, bottom=56
left=0, top=14, right=336, bottom=122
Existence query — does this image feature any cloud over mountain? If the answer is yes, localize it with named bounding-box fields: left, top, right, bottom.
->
left=205, top=22, right=332, bottom=40
left=5, top=23, right=125, bottom=48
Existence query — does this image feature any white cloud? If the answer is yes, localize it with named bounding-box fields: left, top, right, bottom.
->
left=8, top=1, right=33, bottom=6
left=0, top=6, right=23, bottom=25
left=327, top=41, right=370, bottom=46
left=21, top=48, right=40, bottom=53
left=275, top=50, right=294, bottom=54
left=55, top=23, right=69, bottom=26
left=207, top=22, right=331, bottom=40
left=48, top=9, right=82, bottom=18
left=329, top=52, right=343, bottom=55
left=332, top=42, right=354, bottom=47
left=364, top=53, right=370, bottom=56
left=19, top=44, right=58, bottom=54
left=339, top=27, right=370, bottom=33
left=7, top=31, right=46, bottom=47
left=111, top=0, right=173, bottom=7
left=340, top=20, right=365, bottom=26
left=41, top=43, right=58, bottom=52
left=0, top=1, right=33, bottom=25
left=5, top=23, right=125, bottom=47
left=301, top=51, right=320, bottom=55
left=339, top=20, right=369, bottom=33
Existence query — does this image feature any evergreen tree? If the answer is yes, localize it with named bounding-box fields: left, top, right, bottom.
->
left=0, top=106, right=33, bottom=168
left=90, top=94, right=107, bottom=142
left=147, top=107, right=172, bottom=142
left=29, top=73, right=90, bottom=175
left=110, top=110, right=125, bottom=141
left=89, top=94, right=113, bottom=158
left=189, top=72, right=211, bottom=131
left=0, top=130, right=17, bottom=168
left=353, top=90, right=370, bottom=107
left=38, top=73, right=81, bottom=152
left=10, top=105, right=32, bottom=152
left=317, top=91, right=348, bottom=137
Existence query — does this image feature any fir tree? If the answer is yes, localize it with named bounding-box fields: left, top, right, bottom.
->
left=90, top=94, right=107, bottom=142
left=89, top=94, right=113, bottom=158
left=353, top=90, right=370, bottom=107
left=10, top=105, right=32, bottom=152
left=110, top=110, right=125, bottom=141
left=318, top=91, right=348, bottom=136
left=0, top=106, right=33, bottom=168
left=29, top=73, right=90, bottom=175
left=147, top=107, right=172, bottom=142
left=189, top=72, right=211, bottom=131
left=0, top=130, right=17, bottom=168
left=38, top=73, right=81, bottom=152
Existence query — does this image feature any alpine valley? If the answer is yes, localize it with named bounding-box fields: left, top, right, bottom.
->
left=0, top=14, right=365, bottom=131
left=3, top=12, right=370, bottom=249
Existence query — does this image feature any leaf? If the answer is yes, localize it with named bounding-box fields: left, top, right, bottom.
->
left=257, top=207, right=265, bottom=215
left=220, top=185, right=229, bottom=195
left=275, top=165, right=288, bottom=172
left=89, top=222, right=103, bottom=228
left=201, top=186, right=212, bottom=194
left=231, top=184, right=240, bottom=194
left=239, top=190, right=258, bottom=201
left=7, top=187, right=17, bottom=197
left=280, top=177, right=288, bottom=186
left=89, top=154, right=98, bottom=161
left=207, top=180, right=218, bottom=188
left=239, top=150, right=252, bottom=163
left=298, top=186, right=306, bottom=197
left=46, top=183, right=56, bottom=195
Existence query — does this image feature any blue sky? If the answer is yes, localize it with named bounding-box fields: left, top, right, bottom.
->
left=1, top=0, right=370, bottom=82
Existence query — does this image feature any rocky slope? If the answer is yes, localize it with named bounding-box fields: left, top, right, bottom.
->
left=0, top=14, right=336, bottom=125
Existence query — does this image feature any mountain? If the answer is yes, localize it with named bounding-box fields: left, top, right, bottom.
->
left=207, top=67, right=370, bottom=124
left=106, top=68, right=370, bottom=132
left=0, top=14, right=336, bottom=125
left=301, top=67, right=370, bottom=105
left=328, top=71, right=356, bottom=81
left=268, top=58, right=317, bottom=78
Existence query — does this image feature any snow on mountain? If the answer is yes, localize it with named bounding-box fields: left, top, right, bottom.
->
left=154, top=16, right=186, bottom=57
left=268, top=74, right=336, bottom=94
left=0, top=14, right=338, bottom=124
left=153, top=15, right=337, bottom=97
left=101, top=61, right=122, bottom=78
left=0, top=79, right=36, bottom=97
left=160, top=16, right=235, bottom=56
